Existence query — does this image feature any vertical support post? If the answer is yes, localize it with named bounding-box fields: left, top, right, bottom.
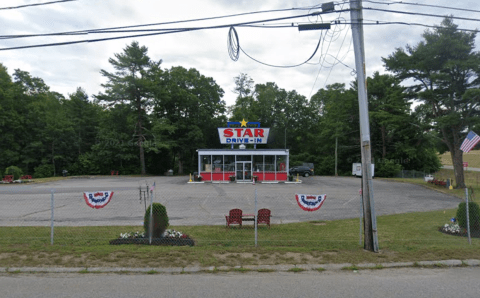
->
left=149, top=189, right=153, bottom=245
left=255, top=188, right=258, bottom=247
left=350, top=0, right=378, bottom=252
left=359, top=189, right=363, bottom=245
left=465, top=188, right=471, bottom=245
left=335, top=136, right=338, bottom=177
left=50, top=189, right=55, bottom=245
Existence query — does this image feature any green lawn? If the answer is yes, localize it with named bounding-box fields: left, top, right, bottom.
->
left=1, top=207, right=478, bottom=268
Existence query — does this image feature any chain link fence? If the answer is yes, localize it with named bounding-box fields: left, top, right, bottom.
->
left=0, top=176, right=478, bottom=247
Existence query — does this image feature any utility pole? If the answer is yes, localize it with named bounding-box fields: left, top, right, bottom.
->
left=350, top=0, right=379, bottom=252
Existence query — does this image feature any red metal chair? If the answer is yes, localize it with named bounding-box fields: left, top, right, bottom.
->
left=257, top=208, right=271, bottom=228
left=225, top=208, right=243, bottom=227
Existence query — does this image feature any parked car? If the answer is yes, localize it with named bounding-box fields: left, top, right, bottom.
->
left=302, top=163, right=314, bottom=175
left=289, top=166, right=313, bottom=177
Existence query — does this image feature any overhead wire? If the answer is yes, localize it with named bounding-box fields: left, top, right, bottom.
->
left=363, top=7, right=480, bottom=23
left=231, top=29, right=324, bottom=68
left=1, top=11, right=345, bottom=51
left=0, top=6, right=329, bottom=40
left=362, top=0, right=480, bottom=14
left=309, top=3, right=350, bottom=97
left=0, top=0, right=76, bottom=10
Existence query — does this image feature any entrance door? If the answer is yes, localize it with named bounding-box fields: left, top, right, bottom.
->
left=236, top=162, right=252, bottom=181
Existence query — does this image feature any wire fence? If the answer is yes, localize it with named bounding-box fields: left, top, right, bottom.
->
left=0, top=177, right=478, bottom=248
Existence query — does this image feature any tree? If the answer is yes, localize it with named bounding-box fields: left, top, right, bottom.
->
left=96, top=41, right=161, bottom=175
left=310, top=83, right=360, bottom=175
left=154, top=66, right=226, bottom=174
left=383, top=17, right=480, bottom=188
left=367, top=72, right=441, bottom=175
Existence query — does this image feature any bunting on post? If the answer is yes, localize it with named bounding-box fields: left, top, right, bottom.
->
left=83, top=191, right=114, bottom=209
left=295, top=194, right=326, bottom=211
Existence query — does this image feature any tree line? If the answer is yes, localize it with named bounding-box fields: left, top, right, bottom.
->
left=0, top=17, right=478, bottom=187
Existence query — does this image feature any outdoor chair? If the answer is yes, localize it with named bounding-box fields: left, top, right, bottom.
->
left=225, top=208, right=243, bottom=227
left=257, top=208, right=271, bottom=228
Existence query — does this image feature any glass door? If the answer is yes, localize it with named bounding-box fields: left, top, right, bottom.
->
left=236, top=162, right=252, bottom=181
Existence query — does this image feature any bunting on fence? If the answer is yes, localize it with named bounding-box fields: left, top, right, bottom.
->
left=83, top=191, right=114, bottom=209
left=295, top=194, right=326, bottom=211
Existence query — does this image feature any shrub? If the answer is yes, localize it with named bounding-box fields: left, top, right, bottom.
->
left=456, top=202, right=480, bottom=229
left=144, top=203, right=169, bottom=238
left=376, top=160, right=402, bottom=178
left=5, top=166, right=23, bottom=180
left=34, top=164, right=54, bottom=178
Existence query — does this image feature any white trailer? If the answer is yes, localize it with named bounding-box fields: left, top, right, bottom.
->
left=352, top=163, right=375, bottom=178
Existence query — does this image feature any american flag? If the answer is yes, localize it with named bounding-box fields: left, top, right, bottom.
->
left=150, top=181, right=156, bottom=192
left=460, top=131, right=480, bottom=153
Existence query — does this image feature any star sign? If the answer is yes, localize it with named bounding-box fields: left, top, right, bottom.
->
left=240, top=118, right=248, bottom=127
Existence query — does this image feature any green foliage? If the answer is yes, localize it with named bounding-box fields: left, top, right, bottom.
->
left=5, top=166, right=23, bottom=180
left=375, top=160, right=402, bottom=178
left=383, top=17, right=480, bottom=188
left=144, top=203, right=169, bottom=238
left=34, top=164, right=54, bottom=178
left=456, top=202, right=480, bottom=229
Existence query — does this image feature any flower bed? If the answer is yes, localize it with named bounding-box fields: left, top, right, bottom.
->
left=110, top=229, right=195, bottom=246
left=428, top=179, right=447, bottom=187
left=438, top=220, right=480, bottom=238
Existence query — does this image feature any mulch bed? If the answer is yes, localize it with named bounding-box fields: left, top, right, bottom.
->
left=110, top=237, right=195, bottom=246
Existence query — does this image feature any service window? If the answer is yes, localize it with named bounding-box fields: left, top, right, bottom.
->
left=201, top=155, right=212, bottom=172
left=264, top=155, right=275, bottom=171
left=213, top=155, right=223, bottom=172
left=253, top=155, right=264, bottom=172
left=224, top=155, right=235, bottom=171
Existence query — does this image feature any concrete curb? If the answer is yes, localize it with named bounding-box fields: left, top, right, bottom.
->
left=1, top=259, right=479, bottom=275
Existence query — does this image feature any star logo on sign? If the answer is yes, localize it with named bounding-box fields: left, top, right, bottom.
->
left=240, top=118, right=248, bottom=127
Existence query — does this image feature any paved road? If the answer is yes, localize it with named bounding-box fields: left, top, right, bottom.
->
left=442, top=165, right=480, bottom=172
left=0, top=176, right=461, bottom=226
left=1, top=267, right=480, bottom=298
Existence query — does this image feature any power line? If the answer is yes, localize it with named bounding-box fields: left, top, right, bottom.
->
left=0, top=0, right=76, bottom=10
left=363, top=0, right=480, bottom=14
left=0, top=11, right=334, bottom=51
left=234, top=29, right=324, bottom=68
left=0, top=6, right=321, bottom=40
left=363, top=7, right=480, bottom=23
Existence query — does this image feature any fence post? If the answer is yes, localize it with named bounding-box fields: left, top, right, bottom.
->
left=149, top=190, right=153, bottom=245
left=50, top=189, right=55, bottom=245
left=465, top=188, right=471, bottom=245
left=254, top=188, right=258, bottom=247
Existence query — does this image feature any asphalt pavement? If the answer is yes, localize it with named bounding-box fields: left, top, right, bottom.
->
left=0, top=175, right=461, bottom=226
left=1, top=263, right=480, bottom=298
left=0, top=176, right=460, bottom=226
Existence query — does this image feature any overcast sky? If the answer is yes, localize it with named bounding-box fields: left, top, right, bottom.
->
left=1, top=0, right=478, bottom=107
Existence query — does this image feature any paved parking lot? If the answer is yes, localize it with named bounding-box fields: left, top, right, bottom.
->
left=0, top=176, right=461, bottom=226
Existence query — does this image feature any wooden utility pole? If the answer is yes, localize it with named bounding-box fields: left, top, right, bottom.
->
left=350, top=0, right=379, bottom=252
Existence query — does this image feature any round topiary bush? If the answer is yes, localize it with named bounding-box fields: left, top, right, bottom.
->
left=456, top=201, right=480, bottom=230
left=144, top=203, right=169, bottom=238
left=5, top=166, right=23, bottom=180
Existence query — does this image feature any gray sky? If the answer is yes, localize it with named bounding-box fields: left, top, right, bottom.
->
left=1, top=0, right=478, bottom=107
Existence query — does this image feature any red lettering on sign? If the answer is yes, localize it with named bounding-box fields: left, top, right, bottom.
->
left=234, top=128, right=243, bottom=137
left=243, top=128, right=253, bottom=137
left=223, top=128, right=234, bottom=137
left=254, top=129, right=264, bottom=137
